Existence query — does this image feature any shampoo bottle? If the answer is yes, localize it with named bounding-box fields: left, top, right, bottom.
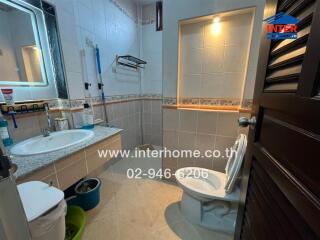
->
left=0, top=112, right=13, bottom=146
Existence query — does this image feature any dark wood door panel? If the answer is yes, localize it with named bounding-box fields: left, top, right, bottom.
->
left=258, top=112, right=320, bottom=198
left=251, top=162, right=308, bottom=239
left=252, top=145, right=320, bottom=236
left=241, top=157, right=318, bottom=239
left=259, top=94, right=320, bottom=134
left=236, top=0, right=320, bottom=238
left=297, top=1, right=320, bottom=96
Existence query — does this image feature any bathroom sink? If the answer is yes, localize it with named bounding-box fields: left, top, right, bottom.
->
left=10, top=130, right=94, bottom=156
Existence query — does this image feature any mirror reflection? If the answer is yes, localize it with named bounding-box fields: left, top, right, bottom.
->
left=0, top=0, right=47, bottom=85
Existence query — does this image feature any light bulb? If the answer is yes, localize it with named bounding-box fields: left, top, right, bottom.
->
left=213, top=17, right=220, bottom=23
left=211, top=17, right=221, bottom=35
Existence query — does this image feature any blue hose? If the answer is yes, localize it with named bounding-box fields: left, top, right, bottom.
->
left=95, top=45, right=108, bottom=125
left=96, top=46, right=102, bottom=74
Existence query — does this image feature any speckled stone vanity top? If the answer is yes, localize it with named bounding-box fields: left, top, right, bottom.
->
left=9, top=126, right=122, bottom=178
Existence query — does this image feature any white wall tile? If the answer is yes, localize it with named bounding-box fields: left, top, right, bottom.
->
left=66, top=71, right=85, bottom=99
left=203, top=20, right=225, bottom=47
left=223, top=45, right=248, bottom=73
left=163, top=0, right=265, bottom=100
left=197, top=111, right=217, bottom=134
left=77, top=0, right=92, bottom=10
left=181, top=21, right=204, bottom=49
left=200, top=73, right=223, bottom=98
left=182, top=48, right=203, bottom=74
left=224, top=13, right=252, bottom=46
left=203, top=46, right=224, bottom=74
left=170, top=11, right=253, bottom=101
left=195, top=133, right=215, bottom=154
left=92, top=0, right=107, bottom=40
left=180, top=74, right=201, bottom=98
left=61, top=41, right=82, bottom=74
left=221, top=72, right=244, bottom=98
left=216, top=112, right=239, bottom=137
left=178, top=131, right=196, bottom=150
left=163, top=109, right=179, bottom=130
left=56, top=9, right=79, bottom=45
left=77, top=4, right=94, bottom=33
left=179, top=110, right=197, bottom=132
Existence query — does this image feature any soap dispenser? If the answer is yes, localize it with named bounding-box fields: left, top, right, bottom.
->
left=82, top=103, right=94, bottom=129
left=0, top=112, right=13, bottom=146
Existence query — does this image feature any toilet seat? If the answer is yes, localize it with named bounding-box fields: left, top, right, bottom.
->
left=175, top=134, right=248, bottom=233
left=225, top=134, right=247, bottom=193
left=175, top=134, right=247, bottom=200
left=175, top=167, right=240, bottom=202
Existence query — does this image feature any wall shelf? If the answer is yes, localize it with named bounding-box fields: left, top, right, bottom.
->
left=116, top=55, right=147, bottom=70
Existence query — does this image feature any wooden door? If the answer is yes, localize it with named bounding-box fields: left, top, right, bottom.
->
left=235, top=0, right=320, bottom=239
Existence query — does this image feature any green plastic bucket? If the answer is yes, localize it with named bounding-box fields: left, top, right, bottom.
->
left=65, top=206, right=86, bottom=240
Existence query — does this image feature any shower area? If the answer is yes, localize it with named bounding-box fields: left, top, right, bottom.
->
left=70, top=0, right=164, bottom=152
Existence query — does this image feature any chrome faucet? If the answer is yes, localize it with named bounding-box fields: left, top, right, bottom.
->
left=42, top=106, right=51, bottom=137
left=41, top=128, right=51, bottom=137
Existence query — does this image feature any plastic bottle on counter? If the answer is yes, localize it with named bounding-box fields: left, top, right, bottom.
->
left=82, top=103, right=94, bottom=129
left=0, top=112, right=13, bottom=146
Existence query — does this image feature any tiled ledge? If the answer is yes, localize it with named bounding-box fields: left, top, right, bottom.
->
left=162, top=104, right=252, bottom=113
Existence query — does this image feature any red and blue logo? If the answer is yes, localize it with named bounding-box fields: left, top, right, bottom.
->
left=264, top=12, right=299, bottom=40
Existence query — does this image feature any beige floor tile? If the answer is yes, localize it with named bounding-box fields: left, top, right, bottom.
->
left=83, top=155, right=234, bottom=240
left=83, top=215, right=119, bottom=240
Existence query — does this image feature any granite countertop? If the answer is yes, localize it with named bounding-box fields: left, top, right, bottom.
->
left=9, top=126, right=123, bottom=178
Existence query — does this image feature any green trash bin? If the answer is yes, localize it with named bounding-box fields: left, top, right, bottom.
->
left=65, top=206, right=86, bottom=240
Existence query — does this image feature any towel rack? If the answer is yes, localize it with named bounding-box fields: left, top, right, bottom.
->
left=116, top=55, right=147, bottom=70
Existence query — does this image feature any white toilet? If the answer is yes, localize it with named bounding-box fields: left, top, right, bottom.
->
left=175, top=134, right=247, bottom=233
left=18, top=181, right=67, bottom=240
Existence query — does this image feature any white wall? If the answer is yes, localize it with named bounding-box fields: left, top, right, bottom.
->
left=49, top=0, right=142, bottom=100
left=179, top=12, right=253, bottom=100
left=163, top=0, right=266, bottom=99
left=141, top=3, right=162, bottom=95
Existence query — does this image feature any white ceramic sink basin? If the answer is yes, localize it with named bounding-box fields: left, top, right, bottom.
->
left=10, top=129, right=94, bottom=156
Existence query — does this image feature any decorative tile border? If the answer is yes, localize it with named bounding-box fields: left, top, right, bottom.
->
left=66, top=94, right=162, bottom=111
left=50, top=95, right=252, bottom=112
left=242, top=99, right=253, bottom=110
left=179, top=97, right=241, bottom=106
left=163, top=97, right=253, bottom=112
left=163, top=97, right=177, bottom=105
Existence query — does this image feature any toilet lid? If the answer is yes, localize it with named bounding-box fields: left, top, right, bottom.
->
left=224, top=134, right=247, bottom=193
left=17, top=181, right=64, bottom=222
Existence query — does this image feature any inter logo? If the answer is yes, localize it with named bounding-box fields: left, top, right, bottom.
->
left=264, top=12, right=299, bottom=40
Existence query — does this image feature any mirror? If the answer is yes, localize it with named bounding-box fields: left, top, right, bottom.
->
left=0, top=0, right=51, bottom=86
